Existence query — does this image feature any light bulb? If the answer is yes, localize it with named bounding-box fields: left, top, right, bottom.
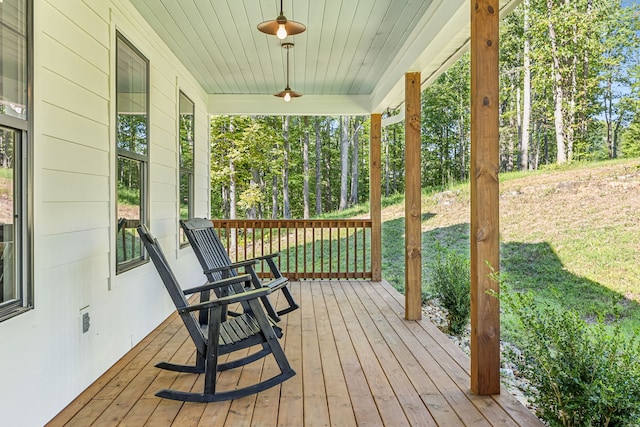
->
left=284, top=92, right=292, bottom=102
left=277, top=24, right=287, bottom=39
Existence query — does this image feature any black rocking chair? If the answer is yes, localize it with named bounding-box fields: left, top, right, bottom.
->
left=137, top=224, right=295, bottom=402
left=180, top=218, right=299, bottom=322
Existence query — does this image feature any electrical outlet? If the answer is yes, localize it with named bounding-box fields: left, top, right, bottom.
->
left=79, top=306, right=91, bottom=335
left=82, top=312, right=90, bottom=334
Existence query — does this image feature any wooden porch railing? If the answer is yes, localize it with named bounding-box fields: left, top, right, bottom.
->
left=210, top=219, right=372, bottom=280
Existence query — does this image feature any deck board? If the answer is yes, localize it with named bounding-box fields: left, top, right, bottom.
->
left=47, top=280, right=543, bottom=427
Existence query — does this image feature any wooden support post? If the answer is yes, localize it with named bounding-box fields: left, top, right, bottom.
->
left=470, top=0, right=501, bottom=395
left=405, top=72, right=422, bottom=320
left=370, top=113, right=382, bottom=282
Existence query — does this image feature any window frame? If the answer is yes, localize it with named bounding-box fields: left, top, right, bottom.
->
left=178, top=91, right=194, bottom=248
left=115, top=32, right=150, bottom=274
left=0, top=0, right=33, bottom=322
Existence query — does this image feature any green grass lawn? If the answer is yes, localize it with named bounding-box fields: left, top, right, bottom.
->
left=379, top=158, right=640, bottom=341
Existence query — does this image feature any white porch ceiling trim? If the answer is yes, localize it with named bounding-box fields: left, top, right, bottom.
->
left=208, top=94, right=371, bottom=116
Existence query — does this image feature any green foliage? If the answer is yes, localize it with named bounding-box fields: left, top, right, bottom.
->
left=421, top=53, right=470, bottom=187
left=497, top=0, right=640, bottom=166
left=0, top=167, right=12, bottom=180
left=116, top=182, right=140, bottom=206
left=500, top=290, right=640, bottom=427
left=621, top=122, right=640, bottom=158
left=430, top=246, right=470, bottom=335
left=210, top=115, right=371, bottom=219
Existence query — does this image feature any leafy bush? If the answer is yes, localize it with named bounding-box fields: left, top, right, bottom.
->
left=500, top=290, right=640, bottom=427
left=430, top=247, right=470, bottom=335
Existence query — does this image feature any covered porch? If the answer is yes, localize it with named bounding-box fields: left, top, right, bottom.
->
left=0, top=0, right=522, bottom=424
left=48, top=280, right=541, bottom=426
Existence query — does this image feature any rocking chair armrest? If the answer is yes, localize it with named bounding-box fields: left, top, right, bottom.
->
left=227, top=259, right=260, bottom=270
left=182, top=274, right=251, bottom=296
left=263, top=276, right=288, bottom=292
left=242, top=252, right=280, bottom=263
left=201, top=260, right=256, bottom=275
left=229, top=254, right=282, bottom=275
left=179, top=287, right=271, bottom=313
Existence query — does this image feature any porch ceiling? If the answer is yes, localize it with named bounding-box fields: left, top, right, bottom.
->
left=130, top=0, right=521, bottom=115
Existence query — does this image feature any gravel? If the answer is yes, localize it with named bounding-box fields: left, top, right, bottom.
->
left=422, top=299, right=534, bottom=411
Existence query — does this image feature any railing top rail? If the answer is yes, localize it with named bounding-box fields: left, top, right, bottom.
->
left=211, top=219, right=372, bottom=227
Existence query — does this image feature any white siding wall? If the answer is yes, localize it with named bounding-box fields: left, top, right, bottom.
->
left=0, top=1, right=211, bottom=425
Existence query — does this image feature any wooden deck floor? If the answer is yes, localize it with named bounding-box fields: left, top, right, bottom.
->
left=48, top=280, right=542, bottom=426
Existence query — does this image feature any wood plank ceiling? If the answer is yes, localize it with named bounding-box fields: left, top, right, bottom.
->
left=129, top=0, right=521, bottom=115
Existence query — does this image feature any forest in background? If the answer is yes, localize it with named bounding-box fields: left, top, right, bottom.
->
left=209, top=0, right=640, bottom=220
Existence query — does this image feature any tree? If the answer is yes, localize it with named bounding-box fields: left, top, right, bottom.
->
left=314, top=117, right=322, bottom=215
left=339, top=116, right=350, bottom=210
left=521, top=0, right=532, bottom=170
left=600, top=1, right=640, bottom=159
left=282, top=116, right=291, bottom=218
left=349, top=117, right=361, bottom=206
left=302, top=117, right=310, bottom=219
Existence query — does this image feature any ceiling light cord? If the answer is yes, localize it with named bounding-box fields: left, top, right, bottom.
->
left=274, top=42, right=302, bottom=101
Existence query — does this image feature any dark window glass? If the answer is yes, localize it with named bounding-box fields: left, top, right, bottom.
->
left=178, top=92, right=194, bottom=246
left=116, top=33, right=148, bottom=272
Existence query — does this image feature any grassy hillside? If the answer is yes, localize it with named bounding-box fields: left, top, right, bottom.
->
left=379, top=158, right=640, bottom=340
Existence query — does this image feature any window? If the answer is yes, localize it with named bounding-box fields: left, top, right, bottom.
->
left=0, top=0, right=31, bottom=321
left=178, top=91, right=194, bottom=246
left=116, top=33, right=148, bottom=273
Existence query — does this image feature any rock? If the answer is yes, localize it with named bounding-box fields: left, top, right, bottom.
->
left=422, top=299, right=536, bottom=415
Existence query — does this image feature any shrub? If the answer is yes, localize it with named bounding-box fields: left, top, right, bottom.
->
left=500, top=290, right=640, bottom=427
left=430, top=247, right=470, bottom=335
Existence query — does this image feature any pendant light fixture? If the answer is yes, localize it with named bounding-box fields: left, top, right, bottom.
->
left=257, top=0, right=306, bottom=40
left=274, top=42, right=302, bottom=102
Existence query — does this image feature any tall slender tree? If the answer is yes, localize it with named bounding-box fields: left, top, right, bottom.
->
left=339, top=116, right=350, bottom=210
left=282, top=116, right=291, bottom=218
left=302, top=117, right=310, bottom=218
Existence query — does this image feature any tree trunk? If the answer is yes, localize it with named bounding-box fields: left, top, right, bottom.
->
left=272, top=174, right=278, bottom=219
left=339, top=116, right=350, bottom=210
left=229, top=163, right=237, bottom=220
left=315, top=118, right=322, bottom=215
left=613, top=112, right=623, bottom=159
left=605, top=76, right=614, bottom=158
left=548, top=0, right=567, bottom=164
left=567, top=2, right=578, bottom=162
left=459, top=112, right=466, bottom=180
left=392, top=126, right=398, bottom=193
left=229, top=157, right=237, bottom=248
left=350, top=117, right=361, bottom=206
left=521, top=0, right=531, bottom=171
left=282, top=116, right=291, bottom=219
left=247, top=169, right=259, bottom=220
left=508, top=80, right=517, bottom=172
left=384, top=129, right=390, bottom=196
left=303, top=117, right=310, bottom=218
left=222, top=186, right=229, bottom=219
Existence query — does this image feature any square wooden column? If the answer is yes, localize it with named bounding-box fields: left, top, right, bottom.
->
left=370, top=113, right=382, bottom=282
left=470, top=0, right=501, bottom=395
left=405, top=72, right=422, bottom=320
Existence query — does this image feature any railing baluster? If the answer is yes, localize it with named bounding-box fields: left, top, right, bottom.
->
left=311, top=225, right=316, bottom=276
